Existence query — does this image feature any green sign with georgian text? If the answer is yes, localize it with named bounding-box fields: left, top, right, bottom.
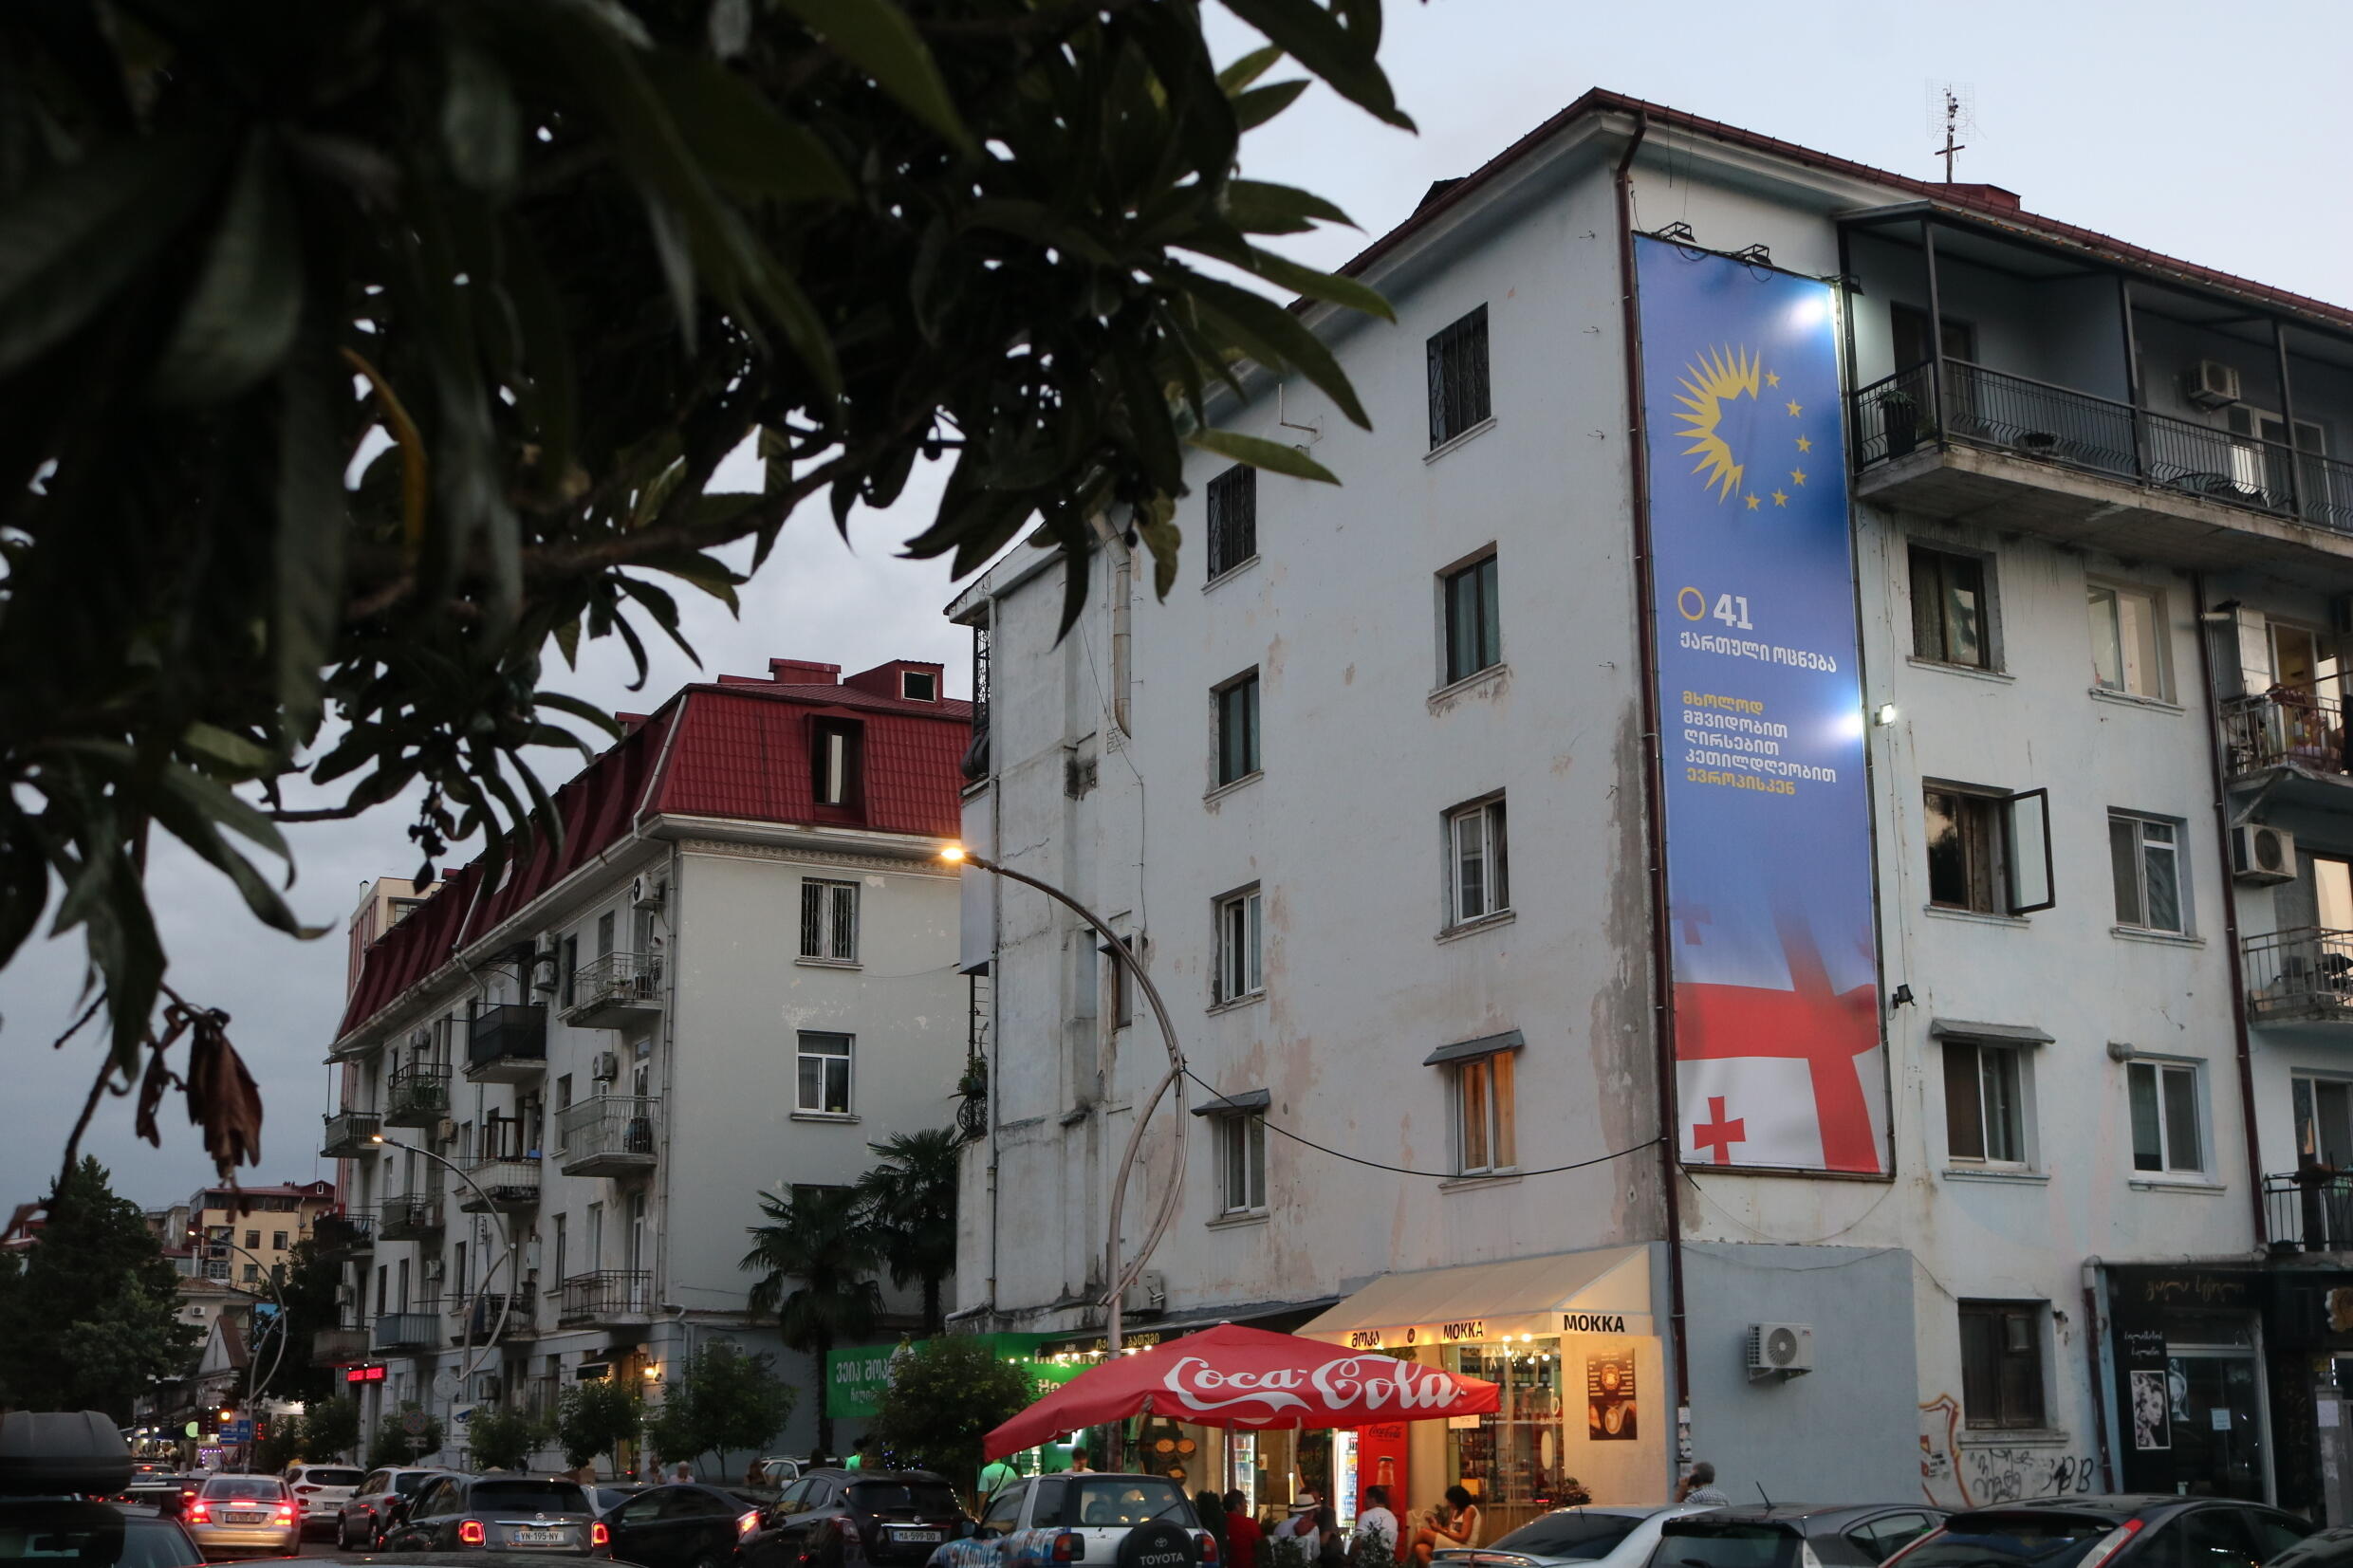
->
left=825, top=1334, right=1083, bottom=1418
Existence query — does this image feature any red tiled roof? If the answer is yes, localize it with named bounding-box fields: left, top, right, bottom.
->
left=336, top=658, right=968, bottom=1041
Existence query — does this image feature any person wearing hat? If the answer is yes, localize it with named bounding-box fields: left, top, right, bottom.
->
left=1274, top=1494, right=1320, bottom=1546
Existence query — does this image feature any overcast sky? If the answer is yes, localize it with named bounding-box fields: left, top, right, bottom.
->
left=9, top=0, right=2347, bottom=1211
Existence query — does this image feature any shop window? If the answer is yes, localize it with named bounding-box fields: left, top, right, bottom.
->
left=2088, top=581, right=2168, bottom=700
left=1958, top=1301, right=2045, bottom=1430
left=1454, top=1050, right=1517, bottom=1176
left=1442, top=1338, right=1567, bottom=1533
left=2128, top=1061, right=2203, bottom=1176
left=1910, top=544, right=1993, bottom=670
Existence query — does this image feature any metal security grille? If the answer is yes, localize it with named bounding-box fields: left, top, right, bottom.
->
left=1207, top=465, right=1256, bottom=578
left=1427, top=304, right=1492, bottom=448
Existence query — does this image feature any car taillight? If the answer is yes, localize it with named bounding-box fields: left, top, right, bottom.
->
left=739, top=1511, right=762, bottom=1540
left=1198, top=1533, right=1220, bottom=1565
left=276, top=1505, right=297, bottom=1523
left=459, top=1520, right=488, bottom=1545
left=594, top=1522, right=612, bottom=1548
left=1052, top=1531, right=1086, bottom=1562
left=186, top=1502, right=211, bottom=1524
left=2071, top=1520, right=2145, bottom=1568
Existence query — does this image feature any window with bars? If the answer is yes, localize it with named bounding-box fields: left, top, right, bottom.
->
left=1214, top=886, right=1263, bottom=1004
left=1207, top=465, right=1258, bottom=579
left=1958, top=1301, right=2046, bottom=1429
left=800, top=878, right=861, bottom=963
left=1447, top=797, right=1509, bottom=927
left=795, top=1032, right=853, bottom=1115
left=1427, top=304, right=1492, bottom=448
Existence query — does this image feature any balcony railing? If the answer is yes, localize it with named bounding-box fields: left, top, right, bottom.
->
left=1854, top=360, right=2353, bottom=534
left=466, top=1004, right=547, bottom=1081
left=557, top=1096, right=658, bottom=1178
left=564, top=952, right=663, bottom=1029
left=314, top=1211, right=376, bottom=1258
left=378, top=1190, right=444, bottom=1240
left=557, top=1269, right=654, bottom=1326
left=457, top=1155, right=541, bottom=1211
left=446, top=1287, right=535, bottom=1343
left=2268, top=1171, right=2353, bottom=1252
left=2223, top=689, right=2350, bottom=777
left=372, top=1304, right=441, bottom=1353
left=384, top=1061, right=453, bottom=1127
left=320, top=1109, right=381, bottom=1159
left=310, top=1325, right=369, bottom=1366
left=2244, top=927, right=2353, bottom=1022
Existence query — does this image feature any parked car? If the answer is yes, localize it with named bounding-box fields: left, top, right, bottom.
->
left=0, top=1410, right=204, bottom=1568
left=1652, top=1504, right=1948, bottom=1568
left=604, top=1483, right=774, bottom=1568
left=929, top=1471, right=1208, bottom=1568
left=1437, top=1505, right=1718, bottom=1568
left=1883, top=1496, right=2314, bottom=1568
left=383, top=1473, right=609, bottom=1556
left=283, top=1462, right=365, bottom=1538
left=339, top=1466, right=450, bottom=1551
left=760, top=1469, right=978, bottom=1568
left=752, top=1460, right=804, bottom=1488
left=181, top=1473, right=301, bottom=1559
left=591, top=1485, right=649, bottom=1517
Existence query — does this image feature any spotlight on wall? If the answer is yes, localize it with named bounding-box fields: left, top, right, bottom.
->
left=1653, top=221, right=1696, bottom=246
left=1874, top=703, right=1899, bottom=727
left=1889, top=985, right=1915, bottom=1009
left=1732, top=243, right=1772, bottom=267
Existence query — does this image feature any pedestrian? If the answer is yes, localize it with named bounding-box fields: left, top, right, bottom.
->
left=1355, top=1486, right=1399, bottom=1563
left=1314, top=1507, right=1345, bottom=1568
left=671, top=1461, right=692, bottom=1484
left=747, top=1459, right=768, bottom=1487
left=846, top=1436, right=873, bottom=1471
left=1069, top=1448, right=1093, bottom=1474
left=1677, top=1463, right=1732, bottom=1507
left=1195, top=1492, right=1229, bottom=1564
left=1223, top=1490, right=1263, bottom=1568
left=1275, top=1498, right=1320, bottom=1550
left=981, top=1456, right=1022, bottom=1503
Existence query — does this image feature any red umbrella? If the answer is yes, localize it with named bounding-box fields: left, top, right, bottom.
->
left=986, top=1324, right=1500, bottom=1460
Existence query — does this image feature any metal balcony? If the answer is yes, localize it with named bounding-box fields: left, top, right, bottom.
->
left=314, top=1211, right=376, bottom=1259
left=378, top=1190, right=444, bottom=1241
left=2244, top=928, right=2353, bottom=1026
left=446, top=1288, right=534, bottom=1344
left=563, top=953, right=663, bottom=1029
left=1853, top=360, right=2353, bottom=581
left=457, top=1156, right=541, bottom=1212
left=556, top=1270, right=654, bottom=1327
left=2223, top=689, right=2353, bottom=798
left=372, top=1305, right=441, bottom=1353
left=310, top=1325, right=369, bottom=1367
left=2268, top=1171, right=2353, bottom=1253
left=384, top=1062, right=453, bottom=1127
left=320, top=1109, right=381, bottom=1159
left=466, top=1004, right=547, bottom=1082
left=556, top=1096, right=658, bottom=1178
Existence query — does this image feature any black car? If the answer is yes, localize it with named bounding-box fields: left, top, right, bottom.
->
left=604, top=1484, right=771, bottom=1568
left=1883, top=1497, right=2315, bottom=1568
left=0, top=1411, right=204, bottom=1568
left=1656, top=1504, right=1950, bottom=1568
left=382, top=1474, right=606, bottom=1557
left=756, top=1469, right=969, bottom=1568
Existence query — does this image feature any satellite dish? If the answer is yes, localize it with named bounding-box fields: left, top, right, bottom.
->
left=432, top=1370, right=461, bottom=1400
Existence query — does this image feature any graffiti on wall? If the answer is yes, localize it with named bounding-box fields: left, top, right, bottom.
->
left=1919, top=1394, right=2097, bottom=1507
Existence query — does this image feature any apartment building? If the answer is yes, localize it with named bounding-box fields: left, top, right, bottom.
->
left=320, top=656, right=970, bottom=1464
left=182, top=1180, right=339, bottom=1289
left=950, top=89, right=2353, bottom=1521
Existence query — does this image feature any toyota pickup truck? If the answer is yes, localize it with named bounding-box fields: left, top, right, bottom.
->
left=929, top=1474, right=1215, bottom=1568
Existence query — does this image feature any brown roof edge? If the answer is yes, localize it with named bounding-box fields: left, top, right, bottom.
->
left=1329, top=88, right=2353, bottom=335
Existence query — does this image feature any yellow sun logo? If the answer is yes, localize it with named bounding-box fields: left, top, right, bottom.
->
left=1673, top=345, right=1764, bottom=503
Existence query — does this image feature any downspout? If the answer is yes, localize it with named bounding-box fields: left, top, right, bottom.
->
left=1613, top=110, right=1694, bottom=1432
left=2082, top=1260, right=2119, bottom=1493
left=987, top=601, right=1006, bottom=1318
left=2195, top=573, right=2269, bottom=1245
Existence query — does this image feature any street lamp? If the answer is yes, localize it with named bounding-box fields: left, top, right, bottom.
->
left=206, top=1239, right=288, bottom=1471
left=940, top=846, right=1191, bottom=1377
left=369, top=1134, right=520, bottom=1448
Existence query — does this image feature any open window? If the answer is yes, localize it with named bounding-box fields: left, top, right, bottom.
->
left=811, top=718, right=864, bottom=809
left=1924, top=784, right=2053, bottom=915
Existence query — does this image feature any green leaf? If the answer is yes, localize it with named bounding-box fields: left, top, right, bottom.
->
left=157, top=764, right=290, bottom=864
left=1241, top=244, right=1395, bottom=322
left=1187, top=426, right=1340, bottom=483
left=151, top=773, right=316, bottom=938
left=770, top=0, right=974, bottom=154
left=635, top=550, right=743, bottom=611
left=1232, top=78, right=1310, bottom=133
left=643, top=54, right=855, bottom=203
left=149, top=137, right=304, bottom=403
left=443, top=38, right=521, bottom=193
left=1217, top=0, right=1413, bottom=130
left=274, top=335, right=348, bottom=746
left=1216, top=44, right=1285, bottom=94
left=1184, top=270, right=1371, bottom=428
left=180, top=724, right=278, bottom=779
left=1223, top=178, right=1354, bottom=235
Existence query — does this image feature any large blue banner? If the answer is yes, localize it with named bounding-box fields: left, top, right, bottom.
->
left=1635, top=237, right=1886, bottom=1175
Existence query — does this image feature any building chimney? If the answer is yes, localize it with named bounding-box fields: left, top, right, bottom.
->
left=769, top=659, right=843, bottom=685
left=1942, top=183, right=2021, bottom=212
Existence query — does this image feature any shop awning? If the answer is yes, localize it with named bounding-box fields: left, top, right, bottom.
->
left=1297, top=1245, right=1653, bottom=1349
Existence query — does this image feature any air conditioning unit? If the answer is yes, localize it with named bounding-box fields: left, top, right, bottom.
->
left=410, top=1027, right=433, bottom=1052
left=2188, top=360, right=2242, bottom=409
left=435, top=1117, right=459, bottom=1143
left=532, top=936, right=562, bottom=994
left=1747, top=1322, right=1814, bottom=1379
left=631, top=876, right=666, bottom=912
left=2233, top=823, right=2297, bottom=885
left=424, top=1258, right=444, bottom=1281
left=592, top=1051, right=620, bottom=1082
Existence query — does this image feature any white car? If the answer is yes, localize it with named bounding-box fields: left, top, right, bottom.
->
left=283, top=1462, right=365, bottom=1537
left=1435, top=1504, right=1721, bottom=1568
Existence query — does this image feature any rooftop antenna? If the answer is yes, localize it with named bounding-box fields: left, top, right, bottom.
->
left=1926, top=82, right=1975, bottom=183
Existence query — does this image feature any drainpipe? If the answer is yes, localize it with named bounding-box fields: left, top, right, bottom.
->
left=2081, top=1260, right=2118, bottom=1493
left=2195, top=573, right=2269, bottom=1245
left=1613, top=110, right=1694, bottom=1444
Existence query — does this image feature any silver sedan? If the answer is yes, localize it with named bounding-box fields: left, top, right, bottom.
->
left=183, top=1475, right=300, bottom=1559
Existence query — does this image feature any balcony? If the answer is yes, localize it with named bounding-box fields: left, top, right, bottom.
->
left=1853, top=360, right=2353, bottom=583
left=2244, top=928, right=2353, bottom=1027
left=372, top=1304, right=441, bottom=1353
left=563, top=953, right=663, bottom=1029
left=556, top=1096, right=658, bottom=1178
left=384, top=1062, right=453, bottom=1127
left=314, top=1211, right=376, bottom=1259
left=2223, top=688, right=2353, bottom=803
left=556, top=1270, right=654, bottom=1328
left=320, top=1109, right=381, bottom=1159
left=457, top=1156, right=541, bottom=1212
left=2267, top=1171, right=2353, bottom=1253
left=446, top=1287, right=535, bottom=1344
left=465, top=1004, right=547, bottom=1083
left=378, top=1190, right=444, bottom=1241
left=310, top=1324, right=369, bottom=1367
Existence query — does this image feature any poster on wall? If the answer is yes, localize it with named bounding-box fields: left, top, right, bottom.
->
left=1634, top=235, right=1888, bottom=1175
left=1585, top=1354, right=1637, bottom=1441
left=2131, top=1370, right=2171, bottom=1450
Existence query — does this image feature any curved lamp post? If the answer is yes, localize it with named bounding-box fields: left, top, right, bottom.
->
left=369, top=1134, right=518, bottom=1453
left=213, top=1239, right=288, bottom=1470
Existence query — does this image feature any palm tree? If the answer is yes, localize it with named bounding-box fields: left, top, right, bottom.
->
left=741, top=1185, right=883, bottom=1459
left=855, top=1128, right=965, bottom=1335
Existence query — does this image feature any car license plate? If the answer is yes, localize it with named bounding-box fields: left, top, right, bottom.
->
left=227, top=1512, right=264, bottom=1524
left=514, top=1529, right=566, bottom=1544
left=894, top=1529, right=943, bottom=1542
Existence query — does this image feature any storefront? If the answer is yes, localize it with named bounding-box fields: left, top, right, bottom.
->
left=828, top=1333, right=1082, bottom=1472
left=1299, top=1245, right=1667, bottom=1535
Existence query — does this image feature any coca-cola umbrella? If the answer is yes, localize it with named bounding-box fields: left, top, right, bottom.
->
left=985, top=1323, right=1500, bottom=1459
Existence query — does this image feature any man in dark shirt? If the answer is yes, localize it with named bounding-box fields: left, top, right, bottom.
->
left=1224, top=1492, right=1264, bottom=1568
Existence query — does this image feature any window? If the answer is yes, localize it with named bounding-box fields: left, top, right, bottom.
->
left=812, top=719, right=863, bottom=807
left=1957, top=1302, right=2045, bottom=1429
left=555, top=1075, right=572, bottom=1116
left=1924, top=784, right=2053, bottom=915
left=2088, top=581, right=2167, bottom=699
left=1207, top=464, right=1258, bottom=579
left=1218, top=1113, right=1268, bottom=1215
left=1890, top=304, right=1976, bottom=371
left=2110, top=814, right=2185, bottom=933
left=900, top=670, right=937, bottom=702
left=596, top=911, right=615, bottom=959
left=204, top=1260, right=229, bottom=1281
left=1909, top=544, right=1991, bottom=670
left=1442, top=553, right=1501, bottom=685
left=559, top=934, right=578, bottom=1007
left=270, top=1231, right=287, bottom=1251
left=796, top=1031, right=853, bottom=1115
left=1102, top=935, right=1136, bottom=1030
left=2129, top=1061, right=2203, bottom=1175
left=1454, top=1050, right=1517, bottom=1175
left=2294, top=1076, right=2353, bottom=1168
left=1214, top=672, right=1261, bottom=787
left=245, top=1230, right=260, bottom=1250
left=1214, top=887, right=1263, bottom=1004
left=800, top=878, right=860, bottom=962
left=551, top=1213, right=565, bottom=1288
left=1427, top=304, right=1491, bottom=448
left=1943, top=1038, right=2027, bottom=1165
left=242, top=1263, right=260, bottom=1282
left=1447, top=797, right=1510, bottom=927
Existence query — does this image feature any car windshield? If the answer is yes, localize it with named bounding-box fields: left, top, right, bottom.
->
left=1056, top=1480, right=1194, bottom=1530
left=0, top=1508, right=201, bottom=1568
left=1899, top=1519, right=2123, bottom=1568
left=300, top=1470, right=363, bottom=1488
left=469, top=1483, right=588, bottom=1515
left=1486, top=1514, right=1645, bottom=1560
left=1659, top=1525, right=1801, bottom=1568
left=196, top=1480, right=284, bottom=1503
left=847, top=1483, right=959, bottom=1517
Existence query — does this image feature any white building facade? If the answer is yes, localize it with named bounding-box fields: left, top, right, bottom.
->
left=951, top=90, right=2353, bottom=1522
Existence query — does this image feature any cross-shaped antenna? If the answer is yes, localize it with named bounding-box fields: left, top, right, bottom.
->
left=1926, top=82, right=1976, bottom=182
